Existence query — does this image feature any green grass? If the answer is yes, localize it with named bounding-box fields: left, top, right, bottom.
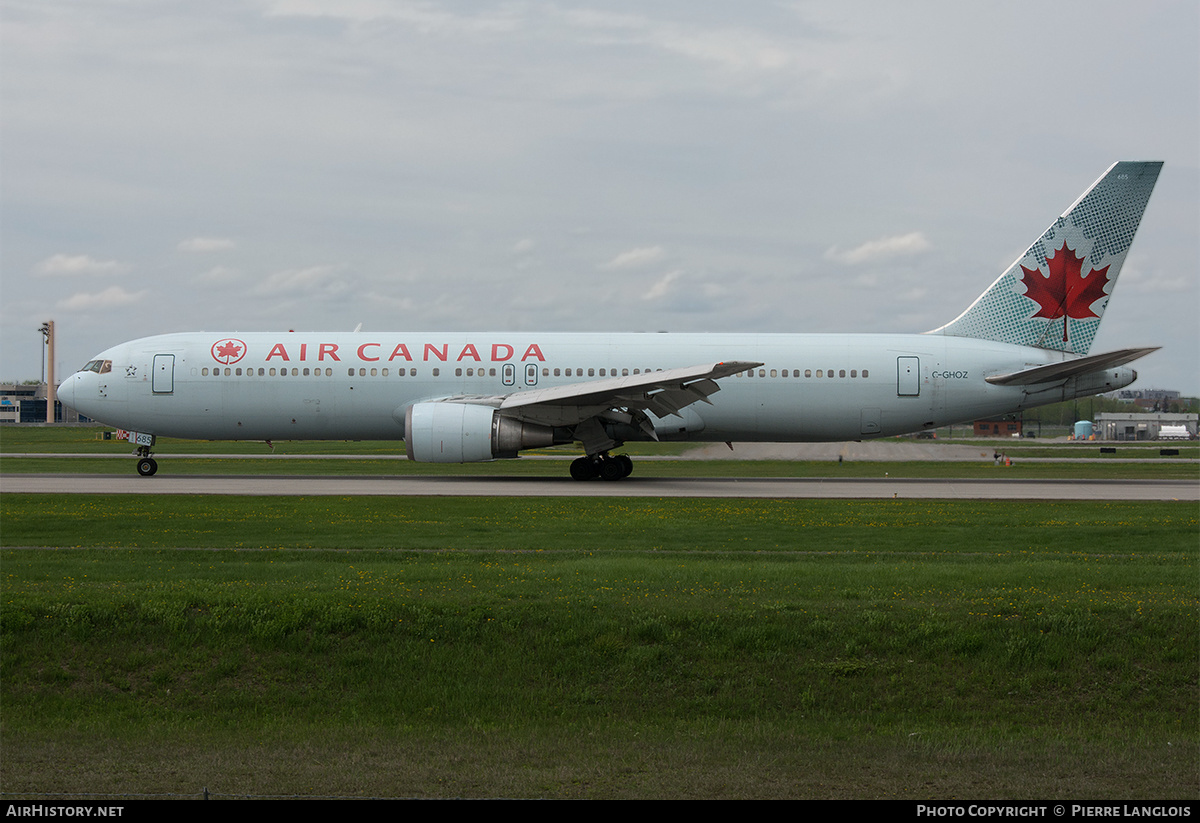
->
left=1, top=496, right=1196, bottom=798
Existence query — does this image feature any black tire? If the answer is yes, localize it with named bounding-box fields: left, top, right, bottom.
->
left=599, top=457, right=626, bottom=481
left=570, top=457, right=597, bottom=481
left=136, top=458, right=158, bottom=477
left=617, top=454, right=633, bottom=478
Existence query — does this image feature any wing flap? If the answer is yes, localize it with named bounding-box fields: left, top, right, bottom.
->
left=500, top=361, right=758, bottom=410
left=499, top=360, right=761, bottom=428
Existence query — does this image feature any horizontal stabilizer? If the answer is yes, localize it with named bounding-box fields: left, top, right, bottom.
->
left=984, top=347, right=1159, bottom=386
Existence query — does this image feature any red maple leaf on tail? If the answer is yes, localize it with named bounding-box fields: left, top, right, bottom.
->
left=1019, top=242, right=1110, bottom=343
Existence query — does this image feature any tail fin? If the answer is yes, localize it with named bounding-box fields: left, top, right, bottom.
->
left=930, top=161, right=1162, bottom=354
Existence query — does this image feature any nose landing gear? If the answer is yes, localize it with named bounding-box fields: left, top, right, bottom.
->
left=134, top=441, right=158, bottom=476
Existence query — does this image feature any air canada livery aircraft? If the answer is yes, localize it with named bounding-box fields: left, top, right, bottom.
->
left=60, top=161, right=1163, bottom=480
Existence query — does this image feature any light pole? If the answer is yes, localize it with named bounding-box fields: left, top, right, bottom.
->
left=39, top=321, right=55, bottom=423
left=39, top=322, right=49, bottom=384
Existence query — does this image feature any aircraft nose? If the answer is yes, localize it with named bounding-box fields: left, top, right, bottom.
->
left=58, top=373, right=79, bottom=411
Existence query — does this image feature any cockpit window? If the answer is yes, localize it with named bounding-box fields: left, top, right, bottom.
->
left=78, top=359, right=112, bottom=374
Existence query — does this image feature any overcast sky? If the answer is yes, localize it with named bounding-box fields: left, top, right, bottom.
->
left=3, top=0, right=1197, bottom=394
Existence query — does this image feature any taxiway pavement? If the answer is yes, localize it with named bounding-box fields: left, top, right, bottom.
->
left=3, top=473, right=1196, bottom=500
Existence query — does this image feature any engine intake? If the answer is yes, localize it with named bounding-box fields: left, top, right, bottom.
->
left=404, top=402, right=555, bottom=463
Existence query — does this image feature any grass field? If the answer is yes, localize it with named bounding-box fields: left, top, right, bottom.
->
left=1, top=494, right=1196, bottom=799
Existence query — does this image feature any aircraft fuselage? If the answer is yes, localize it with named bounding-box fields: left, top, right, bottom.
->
left=59, top=331, right=1135, bottom=445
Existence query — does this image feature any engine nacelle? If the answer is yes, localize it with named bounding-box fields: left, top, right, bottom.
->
left=404, top=402, right=556, bottom=463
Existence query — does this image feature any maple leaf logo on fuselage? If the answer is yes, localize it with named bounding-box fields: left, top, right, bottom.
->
left=211, top=338, right=247, bottom=365
left=1019, top=242, right=1110, bottom=344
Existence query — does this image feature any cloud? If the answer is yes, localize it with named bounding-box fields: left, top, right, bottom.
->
left=600, top=246, right=665, bottom=270
left=178, top=237, right=236, bottom=252
left=197, top=266, right=240, bottom=284
left=651, top=27, right=795, bottom=75
left=36, top=254, right=125, bottom=276
left=264, top=1, right=521, bottom=34
left=1117, top=261, right=1195, bottom=294
left=360, top=291, right=415, bottom=313
left=57, top=286, right=147, bottom=311
left=253, top=265, right=349, bottom=297
left=824, top=232, right=932, bottom=265
left=643, top=269, right=682, bottom=300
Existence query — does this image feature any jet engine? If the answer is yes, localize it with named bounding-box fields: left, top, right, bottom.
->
left=404, top=402, right=556, bottom=463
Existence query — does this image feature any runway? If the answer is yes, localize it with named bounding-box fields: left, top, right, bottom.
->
left=3, top=473, right=1196, bottom=500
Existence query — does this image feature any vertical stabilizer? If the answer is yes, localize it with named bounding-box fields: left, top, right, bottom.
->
left=930, top=161, right=1161, bottom=354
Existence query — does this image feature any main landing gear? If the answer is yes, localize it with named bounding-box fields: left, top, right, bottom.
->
left=135, top=445, right=158, bottom=476
left=570, top=453, right=633, bottom=481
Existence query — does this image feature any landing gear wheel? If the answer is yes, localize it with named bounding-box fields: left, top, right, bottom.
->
left=570, top=457, right=598, bottom=481
left=599, top=456, right=626, bottom=481
left=617, top=454, right=633, bottom=478
left=136, top=457, right=158, bottom=477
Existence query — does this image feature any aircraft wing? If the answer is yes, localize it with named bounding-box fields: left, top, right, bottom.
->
left=492, top=360, right=762, bottom=430
left=984, top=347, right=1159, bottom=386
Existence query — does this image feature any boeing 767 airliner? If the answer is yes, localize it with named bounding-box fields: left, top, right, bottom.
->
left=59, top=161, right=1163, bottom=480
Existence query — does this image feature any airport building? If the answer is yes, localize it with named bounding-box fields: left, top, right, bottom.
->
left=0, top=383, right=84, bottom=424
left=1093, top=412, right=1198, bottom=441
left=972, top=418, right=1023, bottom=437
left=1115, top=388, right=1184, bottom=411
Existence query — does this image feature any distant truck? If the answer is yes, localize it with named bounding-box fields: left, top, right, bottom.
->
left=1158, top=425, right=1191, bottom=440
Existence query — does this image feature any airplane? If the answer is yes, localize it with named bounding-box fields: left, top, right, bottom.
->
left=59, top=161, right=1163, bottom=480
